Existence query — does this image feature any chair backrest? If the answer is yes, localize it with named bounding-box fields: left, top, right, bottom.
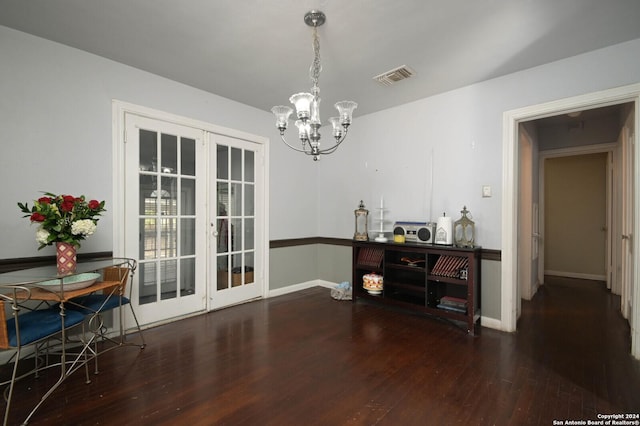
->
left=0, top=300, right=8, bottom=350
left=102, top=267, right=131, bottom=297
left=0, top=287, right=30, bottom=350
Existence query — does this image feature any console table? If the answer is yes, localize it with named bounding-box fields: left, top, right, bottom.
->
left=352, top=241, right=481, bottom=334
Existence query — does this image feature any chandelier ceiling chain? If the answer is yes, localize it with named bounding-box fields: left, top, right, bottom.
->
left=271, top=10, right=357, bottom=161
left=310, top=26, right=321, bottom=88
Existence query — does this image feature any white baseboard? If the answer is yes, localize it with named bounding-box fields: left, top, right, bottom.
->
left=480, top=316, right=502, bottom=331
left=267, top=280, right=336, bottom=298
left=316, top=280, right=338, bottom=289
left=545, top=270, right=606, bottom=281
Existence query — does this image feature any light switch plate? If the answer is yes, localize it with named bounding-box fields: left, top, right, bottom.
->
left=482, top=185, right=492, bottom=198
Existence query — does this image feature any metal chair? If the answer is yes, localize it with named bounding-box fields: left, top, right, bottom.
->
left=65, top=264, right=145, bottom=374
left=0, top=285, right=86, bottom=426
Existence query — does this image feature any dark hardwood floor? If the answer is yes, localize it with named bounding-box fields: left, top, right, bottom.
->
left=4, top=276, right=640, bottom=425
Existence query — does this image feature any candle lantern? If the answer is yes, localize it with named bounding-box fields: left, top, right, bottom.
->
left=354, top=200, right=369, bottom=241
left=454, top=206, right=475, bottom=248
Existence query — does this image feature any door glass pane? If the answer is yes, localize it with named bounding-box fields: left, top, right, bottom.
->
left=230, top=183, right=242, bottom=217
left=244, top=151, right=254, bottom=183
left=245, top=184, right=254, bottom=216
left=181, top=137, right=196, bottom=176
left=217, top=145, right=228, bottom=179
left=139, top=129, right=157, bottom=172
left=231, top=218, right=242, bottom=252
left=160, top=218, right=177, bottom=258
left=217, top=254, right=229, bottom=290
left=231, top=147, right=242, bottom=181
left=245, top=218, right=254, bottom=250
left=161, top=177, right=177, bottom=215
left=161, top=133, right=177, bottom=174
left=141, top=218, right=156, bottom=260
left=217, top=182, right=229, bottom=216
left=217, top=218, right=229, bottom=253
left=181, top=178, right=196, bottom=215
left=181, top=218, right=195, bottom=256
left=139, top=262, right=157, bottom=305
left=232, top=253, right=242, bottom=286
left=160, top=260, right=177, bottom=300
left=245, top=252, right=254, bottom=284
left=181, top=257, right=195, bottom=296
left=139, top=175, right=155, bottom=215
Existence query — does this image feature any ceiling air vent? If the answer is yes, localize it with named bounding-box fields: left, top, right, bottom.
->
left=373, top=65, right=415, bottom=86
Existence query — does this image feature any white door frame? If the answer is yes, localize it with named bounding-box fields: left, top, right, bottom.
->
left=112, top=100, right=270, bottom=317
left=501, top=83, right=640, bottom=359
left=518, top=126, right=534, bottom=305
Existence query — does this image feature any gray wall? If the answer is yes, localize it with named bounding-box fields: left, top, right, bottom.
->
left=544, top=153, right=608, bottom=277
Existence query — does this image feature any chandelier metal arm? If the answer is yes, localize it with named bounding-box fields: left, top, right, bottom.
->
left=279, top=133, right=312, bottom=154
left=316, top=128, right=349, bottom=155
left=278, top=126, right=349, bottom=158
left=279, top=130, right=347, bottom=157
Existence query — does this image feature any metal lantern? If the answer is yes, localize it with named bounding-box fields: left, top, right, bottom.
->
left=354, top=200, right=369, bottom=241
left=454, top=206, right=475, bottom=248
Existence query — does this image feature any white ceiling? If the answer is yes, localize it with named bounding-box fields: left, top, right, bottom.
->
left=2, top=0, right=640, bottom=122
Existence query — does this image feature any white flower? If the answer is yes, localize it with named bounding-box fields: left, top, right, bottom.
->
left=36, top=227, right=50, bottom=245
left=71, top=219, right=97, bottom=236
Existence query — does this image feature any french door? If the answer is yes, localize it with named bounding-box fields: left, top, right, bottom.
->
left=124, top=114, right=207, bottom=325
left=209, top=134, right=264, bottom=309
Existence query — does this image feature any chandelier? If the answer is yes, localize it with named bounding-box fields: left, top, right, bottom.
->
left=271, top=10, right=357, bottom=161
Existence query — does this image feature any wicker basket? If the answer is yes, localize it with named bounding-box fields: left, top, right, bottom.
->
left=232, top=271, right=254, bottom=287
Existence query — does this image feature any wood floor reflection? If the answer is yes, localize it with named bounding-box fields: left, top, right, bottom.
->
left=5, top=277, right=640, bottom=425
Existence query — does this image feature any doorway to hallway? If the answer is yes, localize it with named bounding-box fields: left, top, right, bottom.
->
left=502, top=84, right=639, bottom=359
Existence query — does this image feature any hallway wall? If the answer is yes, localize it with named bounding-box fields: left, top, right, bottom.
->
left=544, top=153, right=608, bottom=279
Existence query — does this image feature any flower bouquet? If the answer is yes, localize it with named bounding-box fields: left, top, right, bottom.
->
left=18, top=192, right=106, bottom=274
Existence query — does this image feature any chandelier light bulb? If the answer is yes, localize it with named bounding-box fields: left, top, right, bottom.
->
left=289, top=92, right=313, bottom=120
left=271, top=106, right=293, bottom=131
left=329, top=117, right=343, bottom=138
left=335, top=101, right=358, bottom=126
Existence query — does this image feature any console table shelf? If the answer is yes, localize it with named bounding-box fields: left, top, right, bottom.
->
left=352, top=240, right=481, bottom=335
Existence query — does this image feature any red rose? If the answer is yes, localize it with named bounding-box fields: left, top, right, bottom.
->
left=88, top=200, right=100, bottom=210
left=37, top=197, right=52, bottom=204
left=60, top=195, right=76, bottom=212
left=30, top=212, right=45, bottom=222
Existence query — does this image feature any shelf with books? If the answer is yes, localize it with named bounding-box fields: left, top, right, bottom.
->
left=352, top=240, right=481, bottom=335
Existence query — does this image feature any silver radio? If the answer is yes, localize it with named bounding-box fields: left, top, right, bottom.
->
left=392, top=221, right=436, bottom=243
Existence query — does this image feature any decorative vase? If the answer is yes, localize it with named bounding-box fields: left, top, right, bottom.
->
left=56, top=242, right=77, bottom=275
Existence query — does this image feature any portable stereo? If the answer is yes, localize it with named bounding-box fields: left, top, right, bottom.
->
left=393, top=221, right=435, bottom=244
